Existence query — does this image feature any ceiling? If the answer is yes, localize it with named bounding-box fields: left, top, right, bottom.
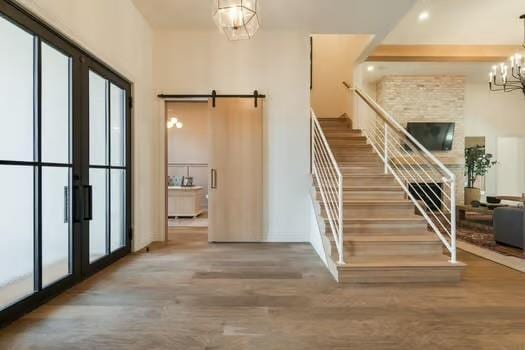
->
left=384, top=0, right=525, bottom=45
left=363, top=62, right=499, bottom=84
left=132, top=0, right=415, bottom=35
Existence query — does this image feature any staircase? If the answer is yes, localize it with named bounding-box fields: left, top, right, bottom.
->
left=311, top=114, right=465, bottom=283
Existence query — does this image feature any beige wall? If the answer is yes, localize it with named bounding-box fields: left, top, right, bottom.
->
left=16, top=0, right=160, bottom=251
left=311, top=34, right=373, bottom=119
left=154, top=30, right=311, bottom=242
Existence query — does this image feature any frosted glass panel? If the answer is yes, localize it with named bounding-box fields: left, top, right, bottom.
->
left=42, top=43, right=71, bottom=164
left=0, top=165, right=34, bottom=309
left=111, top=170, right=125, bottom=252
left=0, top=16, right=34, bottom=161
left=89, top=169, right=107, bottom=262
left=110, top=84, right=126, bottom=166
left=89, top=71, right=108, bottom=166
left=42, top=167, right=71, bottom=287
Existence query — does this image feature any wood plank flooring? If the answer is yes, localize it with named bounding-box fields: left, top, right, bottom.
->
left=0, top=229, right=525, bottom=349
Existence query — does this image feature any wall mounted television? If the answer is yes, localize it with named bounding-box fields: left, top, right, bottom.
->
left=405, top=122, right=455, bottom=151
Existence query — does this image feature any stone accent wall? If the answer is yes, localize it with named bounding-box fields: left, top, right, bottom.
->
left=377, top=75, right=465, bottom=205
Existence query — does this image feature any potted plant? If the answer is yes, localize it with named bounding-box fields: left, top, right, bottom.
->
left=464, top=145, right=497, bottom=205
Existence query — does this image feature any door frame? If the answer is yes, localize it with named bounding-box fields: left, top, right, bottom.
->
left=158, top=92, right=265, bottom=242
left=161, top=98, right=209, bottom=242
left=0, top=0, right=133, bottom=327
left=79, top=55, right=133, bottom=277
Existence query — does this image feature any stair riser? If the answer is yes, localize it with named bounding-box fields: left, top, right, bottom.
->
left=343, top=177, right=398, bottom=186
left=328, top=139, right=367, bottom=146
left=319, top=120, right=352, bottom=128
left=342, top=242, right=444, bottom=257
left=333, top=149, right=374, bottom=156
left=323, top=132, right=362, bottom=138
left=345, top=191, right=406, bottom=200
left=340, top=166, right=386, bottom=174
left=321, top=204, right=415, bottom=219
left=343, top=205, right=415, bottom=219
left=338, top=267, right=463, bottom=283
left=316, top=191, right=405, bottom=201
left=336, top=156, right=382, bottom=164
left=321, top=126, right=354, bottom=131
left=332, top=144, right=372, bottom=149
left=342, top=222, right=428, bottom=234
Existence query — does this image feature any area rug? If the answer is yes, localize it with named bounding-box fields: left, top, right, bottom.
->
left=431, top=213, right=524, bottom=259
left=456, top=225, right=524, bottom=259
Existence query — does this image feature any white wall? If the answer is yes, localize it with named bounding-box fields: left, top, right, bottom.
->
left=155, top=30, right=311, bottom=242
left=464, top=83, right=525, bottom=196
left=16, top=0, right=160, bottom=251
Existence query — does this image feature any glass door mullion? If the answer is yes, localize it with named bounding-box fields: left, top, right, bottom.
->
left=33, top=35, right=42, bottom=293
left=106, top=83, right=111, bottom=258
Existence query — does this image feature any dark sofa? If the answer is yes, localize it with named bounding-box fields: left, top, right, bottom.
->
left=493, top=207, right=525, bottom=251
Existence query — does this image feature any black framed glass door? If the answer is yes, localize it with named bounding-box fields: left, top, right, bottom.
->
left=0, top=0, right=131, bottom=326
left=80, top=59, right=131, bottom=275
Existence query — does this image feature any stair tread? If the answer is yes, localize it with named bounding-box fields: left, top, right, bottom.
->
left=339, top=199, right=412, bottom=204
left=340, top=217, right=426, bottom=223
left=344, top=174, right=394, bottom=179
left=347, top=234, right=440, bottom=242
left=327, top=232, right=439, bottom=242
left=324, top=131, right=362, bottom=134
left=345, top=186, right=403, bottom=191
left=318, top=117, right=348, bottom=121
left=339, top=255, right=465, bottom=269
left=316, top=185, right=403, bottom=192
left=331, top=144, right=371, bottom=148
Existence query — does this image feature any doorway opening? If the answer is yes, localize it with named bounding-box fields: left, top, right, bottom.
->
left=165, top=101, right=209, bottom=240
left=161, top=93, right=264, bottom=243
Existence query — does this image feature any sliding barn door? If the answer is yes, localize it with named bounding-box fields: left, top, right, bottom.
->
left=208, top=98, right=263, bottom=242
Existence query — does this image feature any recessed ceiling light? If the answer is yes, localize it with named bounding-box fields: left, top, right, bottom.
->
left=367, top=65, right=375, bottom=72
left=418, top=11, right=430, bottom=22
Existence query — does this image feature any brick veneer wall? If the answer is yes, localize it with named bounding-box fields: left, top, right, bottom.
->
left=377, top=75, right=465, bottom=205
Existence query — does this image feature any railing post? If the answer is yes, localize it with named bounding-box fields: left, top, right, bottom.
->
left=337, top=172, right=344, bottom=265
left=450, top=176, right=457, bottom=263
left=310, top=115, right=314, bottom=175
left=384, top=123, right=389, bottom=174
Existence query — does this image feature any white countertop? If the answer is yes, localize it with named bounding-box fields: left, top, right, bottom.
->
left=168, top=186, right=203, bottom=190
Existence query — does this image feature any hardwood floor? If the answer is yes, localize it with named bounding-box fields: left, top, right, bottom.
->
left=1, top=230, right=525, bottom=349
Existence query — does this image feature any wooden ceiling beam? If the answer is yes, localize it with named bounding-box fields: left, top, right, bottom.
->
left=367, top=45, right=522, bottom=62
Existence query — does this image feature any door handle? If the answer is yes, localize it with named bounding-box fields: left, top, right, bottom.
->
left=211, top=169, right=217, bottom=189
left=83, top=185, right=93, bottom=221
left=64, top=186, right=70, bottom=224
left=73, top=185, right=81, bottom=223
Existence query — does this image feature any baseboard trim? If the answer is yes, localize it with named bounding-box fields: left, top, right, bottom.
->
left=263, top=233, right=308, bottom=243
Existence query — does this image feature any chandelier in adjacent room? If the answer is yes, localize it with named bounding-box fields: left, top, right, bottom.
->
left=489, top=14, right=525, bottom=95
left=213, top=0, right=260, bottom=41
left=167, top=117, right=183, bottom=129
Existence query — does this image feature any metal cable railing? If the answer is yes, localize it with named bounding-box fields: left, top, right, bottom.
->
left=351, top=85, right=458, bottom=263
left=311, top=110, right=345, bottom=264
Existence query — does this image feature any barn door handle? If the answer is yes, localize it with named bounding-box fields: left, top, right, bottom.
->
left=211, top=169, right=217, bottom=189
